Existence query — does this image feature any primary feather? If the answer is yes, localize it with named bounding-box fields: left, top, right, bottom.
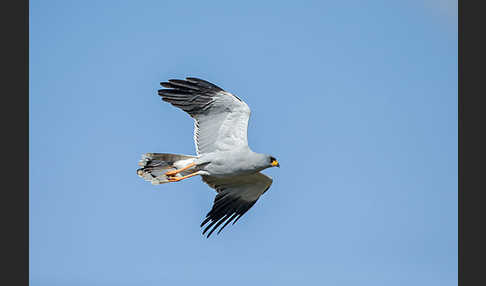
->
left=158, top=77, right=250, bottom=155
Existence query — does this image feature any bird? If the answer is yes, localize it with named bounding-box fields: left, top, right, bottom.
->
left=137, top=77, right=280, bottom=238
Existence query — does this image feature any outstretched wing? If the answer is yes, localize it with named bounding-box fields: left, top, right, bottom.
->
left=158, top=77, right=251, bottom=155
left=200, top=172, right=273, bottom=238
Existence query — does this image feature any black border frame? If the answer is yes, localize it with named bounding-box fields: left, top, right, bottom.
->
left=2, top=0, right=29, bottom=285
left=458, top=0, right=482, bottom=285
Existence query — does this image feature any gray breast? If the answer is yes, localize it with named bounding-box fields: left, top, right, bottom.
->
left=198, top=149, right=264, bottom=177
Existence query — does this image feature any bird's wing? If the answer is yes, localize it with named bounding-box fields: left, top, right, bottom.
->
left=158, top=77, right=251, bottom=155
left=199, top=172, right=273, bottom=237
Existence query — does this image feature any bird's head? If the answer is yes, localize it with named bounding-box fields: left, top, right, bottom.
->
left=268, top=155, right=280, bottom=168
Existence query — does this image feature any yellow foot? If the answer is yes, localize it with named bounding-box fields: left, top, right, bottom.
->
left=165, top=170, right=179, bottom=177
left=165, top=162, right=196, bottom=177
left=167, top=176, right=181, bottom=182
left=167, top=171, right=200, bottom=183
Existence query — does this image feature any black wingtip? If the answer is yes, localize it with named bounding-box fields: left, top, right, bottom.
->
left=200, top=216, right=211, bottom=228
left=185, top=77, right=224, bottom=91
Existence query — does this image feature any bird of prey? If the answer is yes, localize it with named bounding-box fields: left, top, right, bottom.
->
left=137, top=77, right=280, bottom=238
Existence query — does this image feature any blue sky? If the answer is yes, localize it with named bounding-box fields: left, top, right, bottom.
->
left=30, top=1, right=457, bottom=285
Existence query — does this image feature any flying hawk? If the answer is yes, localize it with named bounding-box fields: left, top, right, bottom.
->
left=137, top=77, right=279, bottom=238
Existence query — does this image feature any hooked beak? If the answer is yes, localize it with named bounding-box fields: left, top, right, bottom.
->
left=271, top=160, right=280, bottom=168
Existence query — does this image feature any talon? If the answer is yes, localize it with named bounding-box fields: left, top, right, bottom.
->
left=168, top=177, right=180, bottom=182
left=166, top=171, right=200, bottom=183
left=164, top=162, right=196, bottom=177
left=165, top=170, right=179, bottom=176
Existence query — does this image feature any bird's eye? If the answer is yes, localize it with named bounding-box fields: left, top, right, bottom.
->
left=270, top=156, right=276, bottom=162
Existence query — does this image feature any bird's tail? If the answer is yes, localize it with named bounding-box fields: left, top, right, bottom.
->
left=137, top=153, right=197, bottom=185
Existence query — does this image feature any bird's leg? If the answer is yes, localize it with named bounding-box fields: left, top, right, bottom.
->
left=165, top=162, right=196, bottom=177
left=167, top=171, right=200, bottom=182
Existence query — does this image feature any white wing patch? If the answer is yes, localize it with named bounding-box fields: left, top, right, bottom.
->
left=193, top=92, right=250, bottom=155
left=194, top=98, right=250, bottom=154
left=159, top=79, right=251, bottom=155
